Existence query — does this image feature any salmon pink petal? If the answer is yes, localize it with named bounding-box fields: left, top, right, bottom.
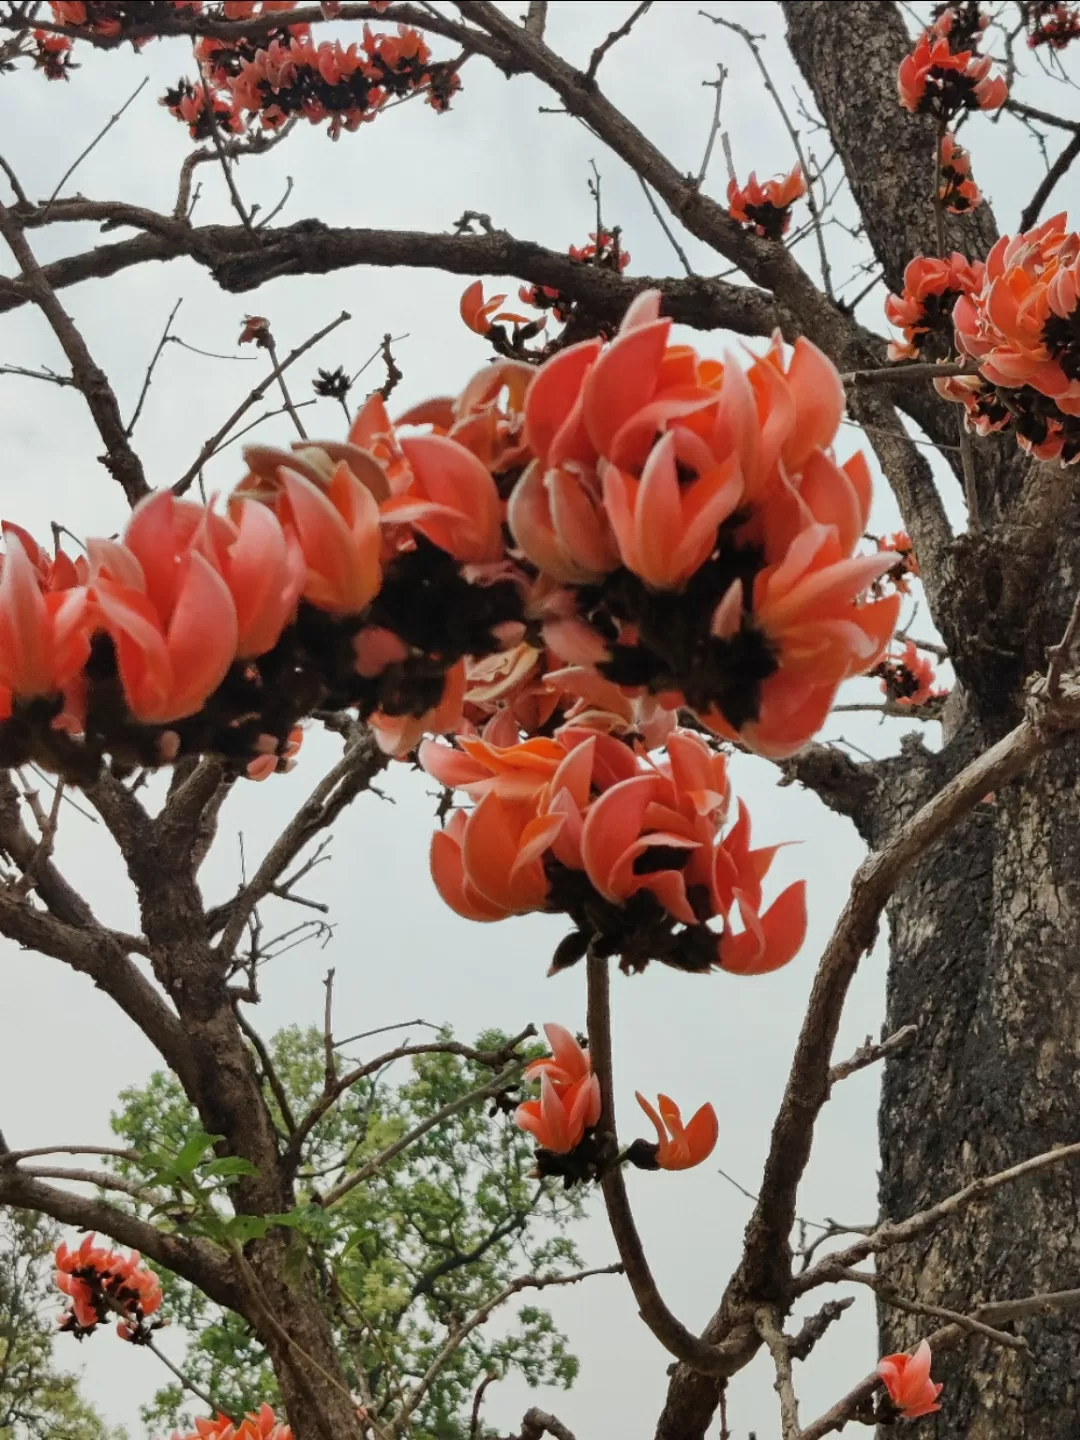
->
left=524, top=340, right=603, bottom=466
left=620, top=289, right=663, bottom=330
left=718, top=881, right=807, bottom=975
left=162, top=552, right=238, bottom=720
left=583, top=319, right=671, bottom=456
left=431, top=823, right=506, bottom=921
left=542, top=1023, right=589, bottom=1083
left=418, top=739, right=492, bottom=792
left=397, top=434, right=502, bottom=562
left=783, top=339, right=845, bottom=471
left=581, top=773, right=670, bottom=897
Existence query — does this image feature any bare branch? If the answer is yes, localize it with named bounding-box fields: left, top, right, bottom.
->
left=1020, top=129, right=1080, bottom=232
left=787, top=1297, right=854, bottom=1362
left=827, top=1024, right=918, bottom=1086
left=284, top=1027, right=536, bottom=1173
left=0, top=201, right=148, bottom=505
left=126, top=297, right=183, bottom=436
left=755, top=1307, right=800, bottom=1440
left=586, top=954, right=738, bottom=1376
left=834, top=1266, right=1028, bottom=1350
left=321, top=1061, right=525, bottom=1208
left=523, top=2, right=547, bottom=40
left=797, top=1135, right=1080, bottom=1293
left=393, top=1265, right=623, bottom=1434
left=696, top=65, right=727, bottom=188
left=40, top=77, right=149, bottom=222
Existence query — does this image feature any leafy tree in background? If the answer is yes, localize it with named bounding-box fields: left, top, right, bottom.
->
left=107, top=1029, right=583, bottom=1438
left=0, top=1208, right=122, bottom=1440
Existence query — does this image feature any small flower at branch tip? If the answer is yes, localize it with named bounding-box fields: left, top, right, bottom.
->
left=459, top=280, right=531, bottom=337
left=632, top=1092, right=719, bottom=1171
left=877, top=1339, right=943, bottom=1419
left=515, top=1024, right=602, bottom=1155
left=727, top=165, right=806, bottom=240
left=54, top=1235, right=163, bottom=1342
left=238, top=316, right=272, bottom=348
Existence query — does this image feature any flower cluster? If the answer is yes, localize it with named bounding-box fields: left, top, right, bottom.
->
left=55, top=1235, right=164, bottom=1342
left=938, top=213, right=1080, bottom=462
left=898, top=4, right=1007, bottom=118
left=727, top=165, right=807, bottom=241
left=162, top=3, right=462, bottom=139
left=1024, top=0, right=1080, bottom=49
left=0, top=289, right=898, bottom=793
left=513, top=1024, right=717, bottom=1185
left=423, top=726, right=807, bottom=977
left=877, top=1340, right=943, bottom=1420
left=170, top=1404, right=293, bottom=1440
left=45, top=0, right=199, bottom=43
left=884, top=252, right=985, bottom=361
left=939, top=132, right=981, bottom=214
left=519, top=230, right=631, bottom=326
left=873, top=640, right=947, bottom=707
left=874, top=531, right=920, bottom=596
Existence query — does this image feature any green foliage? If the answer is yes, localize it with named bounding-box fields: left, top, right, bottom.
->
left=109, top=1027, right=586, bottom=1439
left=0, top=1207, right=125, bottom=1440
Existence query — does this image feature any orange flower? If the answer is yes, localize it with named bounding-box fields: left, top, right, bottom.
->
left=727, top=165, right=806, bottom=240
left=898, top=30, right=1006, bottom=116
left=508, top=458, right=621, bottom=584
left=876, top=640, right=946, bottom=707
left=884, top=253, right=985, bottom=361
left=429, top=791, right=564, bottom=922
left=275, top=462, right=382, bottom=615
left=169, top=1404, right=293, bottom=1440
left=953, top=214, right=1080, bottom=408
left=515, top=1023, right=601, bottom=1154
left=634, top=1092, right=718, bottom=1170
left=939, top=133, right=981, bottom=214
left=459, top=280, right=530, bottom=336
left=194, top=498, right=303, bottom=657
left=0, top=534, right=90, bottom=722
left=55, top=1234, right=163, bottom=1341
left=877, top=1340, right=943, bottom=1420
left=382, top=433, right=503, bottom=563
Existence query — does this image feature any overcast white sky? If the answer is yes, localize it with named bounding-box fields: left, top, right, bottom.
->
left=0, top=2, right=1068, bottom=1436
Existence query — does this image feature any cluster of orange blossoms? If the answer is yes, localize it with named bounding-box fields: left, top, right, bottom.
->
left=54, top=1234, right=164, bottom=1342
left=170, top=1405, right=293, bottom=1440
left=163, top=1, right=458, bottom=139
left=423, top=726, right=807, bottom=977
left=884, top=253, right=986, bottom=361
left=1, top=289, right=907, bottom=982
left=938, top=133, right=982, bottom=214
left=1025, top=0, right=1080, bottom=48
left=727, top=165, right=807, bottom=241
left=897, top=2, right=1007, bottom=118
left=513, top=1024, right=717, bottom=1183
left=935, top=213, right=1080, bottom=463
left=874, top=640, right=946, bottom=708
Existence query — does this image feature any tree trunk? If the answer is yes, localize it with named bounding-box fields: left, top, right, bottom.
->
left=875, top=731, right=1080, bottom=1439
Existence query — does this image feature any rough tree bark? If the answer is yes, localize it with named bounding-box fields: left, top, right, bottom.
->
left=783, top=6, right=1080, bottom=1437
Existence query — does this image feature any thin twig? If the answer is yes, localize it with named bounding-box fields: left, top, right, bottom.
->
left=1020, top=128, right=1080, bottom=230
left=697, top=65, right=727, bottom=187
left=840, top=360, right=975, bottom=386
left=321, top=1061, right=524, bottom=1208
left=0, top=362, right=75, bottom=386
left=392, top=1266, right=622, bottom=1434
left=828, top=1025, right=918, bottom=1086
left=835, top=1267, right=1028, bottom=1350
left=264, top=331, right=307, bottom=438
left=958, top=412, right=979, bottom=530
left=40, top=77, right=149, bottom=222
left=145, top=1336, right=221, bottom=1410
left=126, top=298, right=183, bottom=436
left=797, top=1136, right=1080, bottom=1293
left=585, top=0, right=652, bottom=81
left=174, top=311, right=349, bottom=493
left=636, top=174, right=694, bottom=275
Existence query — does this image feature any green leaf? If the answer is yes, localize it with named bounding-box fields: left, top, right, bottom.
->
left=174, top=1129, right=223, bottom=1175
left=202, top=1156, right=259, bottom=1180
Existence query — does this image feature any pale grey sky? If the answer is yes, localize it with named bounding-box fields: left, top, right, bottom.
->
left=0, top=2, right=1060, bottom=1436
